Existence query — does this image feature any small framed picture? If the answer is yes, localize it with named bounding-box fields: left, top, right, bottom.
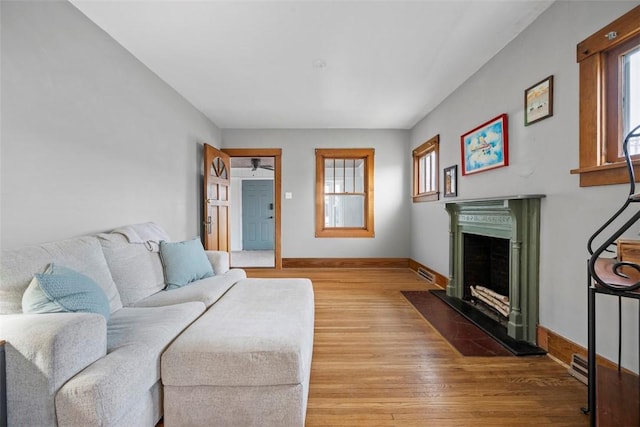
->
left=443, top=165, right=457, bottom=197
left=524, top=75, right=553, bottom=126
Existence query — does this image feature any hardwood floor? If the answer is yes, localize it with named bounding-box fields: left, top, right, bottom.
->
left=245, top=268, right=589, bottom=426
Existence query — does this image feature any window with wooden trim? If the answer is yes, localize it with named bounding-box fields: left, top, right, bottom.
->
left=607, top=35, right=640, bottom=161
left=412, top=135, right=440, bottom=202
left=315, top=148, right=374, bottom=238
left=572, top=5, right=640, bottom=187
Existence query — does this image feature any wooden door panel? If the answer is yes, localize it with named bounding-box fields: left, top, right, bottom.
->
left=203, top=144, right=230, bottom=251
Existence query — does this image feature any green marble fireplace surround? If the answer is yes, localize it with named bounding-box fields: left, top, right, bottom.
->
left=445, top=195, right=544, bottom=344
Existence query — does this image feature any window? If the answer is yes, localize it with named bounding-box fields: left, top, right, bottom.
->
left=412, top=135, right=439, bottom=202
left=315, top=148, right=374, bottom=238
left=625, top=46, right=640, bottom=153
left=605, top=33, right=640, bottom=162
left=573, top=6, right=640, bottom=186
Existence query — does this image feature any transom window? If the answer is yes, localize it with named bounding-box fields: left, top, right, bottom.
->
left=412, top=135, right=440, bottom=202
left=315, top=148, right=374, bottom=238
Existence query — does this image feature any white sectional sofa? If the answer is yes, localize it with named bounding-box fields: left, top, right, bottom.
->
left=0, top=223, right=314, bottom=426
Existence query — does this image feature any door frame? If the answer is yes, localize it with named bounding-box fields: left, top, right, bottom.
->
left=223, top=148, right=282, bottom=269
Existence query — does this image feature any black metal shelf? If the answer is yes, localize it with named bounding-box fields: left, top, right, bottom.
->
left=585, top=124, right=640, bottom=426
left=585, top=284, right=639, bottom=426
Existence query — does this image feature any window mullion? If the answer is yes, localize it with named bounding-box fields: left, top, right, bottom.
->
left=342, top=159, right=346, bottom=194
left=332, top=159, right=336, bottom=194
left=352, top=159, right=356, bottom=193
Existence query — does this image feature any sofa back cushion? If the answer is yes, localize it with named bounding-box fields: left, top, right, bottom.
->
left=98, top=233, right=166, bottom=306
left=0, top=236, right=123, bottom=314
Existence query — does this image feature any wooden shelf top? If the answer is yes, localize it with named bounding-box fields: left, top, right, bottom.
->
left=593, top=257, right=640, bottom=294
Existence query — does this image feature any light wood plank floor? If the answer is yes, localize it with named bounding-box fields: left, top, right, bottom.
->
left=246, top=268, right=589, bottom=427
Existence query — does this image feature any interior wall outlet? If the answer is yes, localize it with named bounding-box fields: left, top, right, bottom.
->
left=285, top=192, right=293, bottom=199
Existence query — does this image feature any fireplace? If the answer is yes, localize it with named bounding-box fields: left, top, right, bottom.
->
left=445, top=195, right=544, bottom=344
left=463, top=234, right=510, bottom=322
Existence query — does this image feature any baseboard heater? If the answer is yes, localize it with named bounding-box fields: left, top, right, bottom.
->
left=568, top=353, right=588, bottom=385
left=417, top=267, right=435, bottom=284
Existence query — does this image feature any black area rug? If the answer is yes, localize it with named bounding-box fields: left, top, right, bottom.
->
left=402, top=290, right=546, bottom=356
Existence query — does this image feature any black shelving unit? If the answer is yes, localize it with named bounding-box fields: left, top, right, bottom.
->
left=586, top=284, right=639, bottom=426
left=585, top=124, right=640, bottom=426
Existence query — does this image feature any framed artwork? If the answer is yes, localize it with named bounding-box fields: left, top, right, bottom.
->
left=443, top=165, right=457, bottom=197
left=460, top=114, right=509, bottom=176
left=524, top=75, right=553, bottom=126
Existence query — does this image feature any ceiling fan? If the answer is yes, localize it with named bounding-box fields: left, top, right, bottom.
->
left=251, top=158, right=274, bottom=171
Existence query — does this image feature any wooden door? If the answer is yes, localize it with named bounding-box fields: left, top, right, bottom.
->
left=203, top=144, right=230, bottom=251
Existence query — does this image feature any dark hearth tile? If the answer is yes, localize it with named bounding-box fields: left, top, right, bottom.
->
left=402, top=290, right=513, bottom=357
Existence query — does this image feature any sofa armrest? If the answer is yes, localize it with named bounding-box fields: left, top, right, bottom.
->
left=0, top=313, right=107, bottom=426
left=205, top=250, right=230, bottom=275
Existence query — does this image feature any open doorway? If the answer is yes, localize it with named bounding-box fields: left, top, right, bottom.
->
left=223, top=149, right=282, bottom=269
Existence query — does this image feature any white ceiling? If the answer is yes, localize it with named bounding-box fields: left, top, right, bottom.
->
left=70, top=0, right=554, bottom=130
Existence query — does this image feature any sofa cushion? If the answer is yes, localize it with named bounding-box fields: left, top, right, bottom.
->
left=55, top=302, right=205, bottom=426
left=159, top=238, right=214, bottom=289
left=98, top=233, right=166, bottom=306
left=132, top=268, right=246, bottom=308
left=205, top=250, right=231, bottom=275
left=22, top=263, right=111, bottom=320
left=162, top=278, right=315, bottom=387
left=0, top=236, right=122, bottom=314
left=106, top=302, right=206, bottom=353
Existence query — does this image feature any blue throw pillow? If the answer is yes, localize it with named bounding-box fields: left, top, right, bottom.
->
left=159, top=238, right=214, bottom=289
left=22, top=263, right=111, bottom=320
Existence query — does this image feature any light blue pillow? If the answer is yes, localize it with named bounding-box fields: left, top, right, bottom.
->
left=22, top=263, right=111, bottom=320
left=159, top=238, right=214, bottom=289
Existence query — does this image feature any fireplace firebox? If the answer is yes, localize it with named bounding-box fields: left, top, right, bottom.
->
left=445, top=195, right=544, bottom=344
left=463, top=234, right=510, bottom=300
left=463, top=233, right=511, bottom=321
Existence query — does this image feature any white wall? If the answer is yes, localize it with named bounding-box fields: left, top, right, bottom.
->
left=410, top=0, right=640, bottom=370
left=222, top=129, right=411, bottom=258
left=0, top=1, right=222, bottom=249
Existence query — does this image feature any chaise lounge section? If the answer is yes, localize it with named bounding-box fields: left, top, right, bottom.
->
left=162, top=278, right=314, bottom=426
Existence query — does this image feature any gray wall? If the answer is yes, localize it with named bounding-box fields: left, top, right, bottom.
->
left=1, top=1, right=221, bottom=249
left=3, top=0, right=638, bottom=370
left=222, top=129, right=411, bottom=258
left=410, top=0, right=640, bottom=370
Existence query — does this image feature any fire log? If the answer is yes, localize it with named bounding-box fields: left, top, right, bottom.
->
left=470, top=286, right=510, bottom=317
